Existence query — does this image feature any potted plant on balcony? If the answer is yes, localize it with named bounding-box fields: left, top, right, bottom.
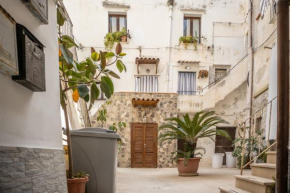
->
left=179, top=35, right=206, bottom=50
left=57, top=5, right=127, bottom=192
left=104, top=27, right=130, bottom=50
left=158, top=111, right=231, bottom=176
left=119, top=27, right=128, bottom=42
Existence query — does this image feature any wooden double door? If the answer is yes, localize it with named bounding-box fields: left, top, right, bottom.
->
left=131, top=123, right=158, bottom=168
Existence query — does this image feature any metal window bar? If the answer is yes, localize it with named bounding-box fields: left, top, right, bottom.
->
left=57, top=0, right=74, bottom=39
left=135, top=76, right=158, bottom=92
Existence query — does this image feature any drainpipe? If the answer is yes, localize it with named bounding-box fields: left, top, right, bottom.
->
left=276, top=0, right=289, bottom=192
left=166, top=0, right=174, bottom=92
left=248, top=0, right=254, bottom=139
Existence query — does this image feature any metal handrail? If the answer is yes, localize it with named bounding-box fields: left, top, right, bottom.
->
left=238, top=96, right=277, bottom=175
left=240, top=141, right=277, bottom=175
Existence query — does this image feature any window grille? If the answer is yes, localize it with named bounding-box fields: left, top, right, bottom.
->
left=135, top=76, right=158, bottom=92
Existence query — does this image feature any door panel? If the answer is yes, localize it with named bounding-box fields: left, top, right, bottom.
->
left=131, top=123, right=157, bottom=168
left=215, top=127, right=236, bottom=164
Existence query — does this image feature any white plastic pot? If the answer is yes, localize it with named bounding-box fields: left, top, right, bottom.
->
left=225, top=152, right=236, bottom=168
left=212, top=153, right=224, bottom=168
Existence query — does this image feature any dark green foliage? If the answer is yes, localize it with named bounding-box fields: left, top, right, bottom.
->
left=158, top=111, right=231, bottom=165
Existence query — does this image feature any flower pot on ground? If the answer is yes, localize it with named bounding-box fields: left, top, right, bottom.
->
left=67, top=171, right=89, bottom=193
left=177, top=157, right=201, bottom=176
left=67, top=177, right=89, bottom=193
left=158, top=111, right=231, bottom=176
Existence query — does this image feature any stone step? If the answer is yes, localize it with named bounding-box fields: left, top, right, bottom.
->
left=266, top=151, right=276, bottom=164
left=235, top=175, right=275, bottom=193
left=219, top=186, right=251, bottom=193
left=250, top=163, right=276, bottom=179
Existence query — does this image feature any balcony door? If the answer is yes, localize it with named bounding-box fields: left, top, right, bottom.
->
left=131, top=123, right=157, bottom=168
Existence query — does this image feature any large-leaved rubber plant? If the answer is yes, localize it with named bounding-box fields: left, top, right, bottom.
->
left=158, top=111, right=231, bottom=165
left=57, top=5, right=127, bottom=179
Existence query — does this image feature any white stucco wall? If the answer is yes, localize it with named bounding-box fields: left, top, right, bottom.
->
left=63, top=0, right=246, bottom=95
left=0, top=0, right=62, bottom=149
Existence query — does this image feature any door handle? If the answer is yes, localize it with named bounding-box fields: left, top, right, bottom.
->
left=144, top=144, right=147, bottom=147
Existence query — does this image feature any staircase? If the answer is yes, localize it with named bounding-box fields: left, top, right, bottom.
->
left=219, top=151, right=276, bottom=193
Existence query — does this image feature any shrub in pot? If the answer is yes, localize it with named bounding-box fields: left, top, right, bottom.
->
left=158, top=111, right=231, bottom=176
left=67, top=171, right=89, bottom=193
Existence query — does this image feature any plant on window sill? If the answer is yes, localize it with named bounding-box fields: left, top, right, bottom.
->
left=104, top=27, right=131, bottom=50
left=179, top=36, right=207, bottom=50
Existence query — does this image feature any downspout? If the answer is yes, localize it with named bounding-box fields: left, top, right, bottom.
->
left=166, top=0, right=174, bottom=92
left=248, top=0, right=254, bottom=135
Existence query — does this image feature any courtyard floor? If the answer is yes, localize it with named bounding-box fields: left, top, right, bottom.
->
left=116, top=167, right=251, bottom=193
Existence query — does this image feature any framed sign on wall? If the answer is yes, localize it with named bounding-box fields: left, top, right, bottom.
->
left=21, top=0, right=48, bottom=24
left=0, top=6, right=19, bottom=75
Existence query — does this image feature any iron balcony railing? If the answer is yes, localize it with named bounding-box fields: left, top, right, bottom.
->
left=56, top=0, right=74, bottom=39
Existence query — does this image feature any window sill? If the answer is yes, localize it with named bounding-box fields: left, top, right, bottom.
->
left=178, top=43, right=204, bottom=49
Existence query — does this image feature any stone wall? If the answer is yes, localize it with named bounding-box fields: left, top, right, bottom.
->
left=0, top=146, right=67, bottom=193
left=92, top=92, right=178, bottom=168
left=252, top=89, right=269, bottom=134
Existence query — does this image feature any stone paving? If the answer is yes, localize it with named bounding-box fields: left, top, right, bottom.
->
left=116, top=167, right=251, bottom=193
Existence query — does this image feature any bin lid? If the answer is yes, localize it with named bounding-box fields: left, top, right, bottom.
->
left=71, top=127, right=121, bottom=139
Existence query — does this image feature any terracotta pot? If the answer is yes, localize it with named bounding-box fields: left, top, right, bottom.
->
left=177, top=157, right=201, bottom=176
left=67, top=177, right=89, bottom=193
left=121, top=35, right=127, bottom=42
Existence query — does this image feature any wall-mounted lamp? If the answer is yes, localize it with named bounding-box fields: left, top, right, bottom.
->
left=185, top=66, right=191, bottom=70
left=146, top=69, right=150, bottom=73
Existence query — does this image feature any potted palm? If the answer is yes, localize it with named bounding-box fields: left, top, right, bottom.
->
left=158, top=111, right=231, bottom=176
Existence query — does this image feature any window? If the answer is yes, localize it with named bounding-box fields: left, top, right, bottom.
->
left=215, top=68, right=227, bottom=81
left=177, top=72, right=196, bottom=95
left=183, top=17, right=201, bottom=41
left=135, top=76, right=158, bottom=92
left=109, top=14, right=127, bottom=32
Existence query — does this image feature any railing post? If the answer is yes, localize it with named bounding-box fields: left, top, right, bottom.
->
left=240, top=123, right=246, bottom=175
left=267, top=101, right=272, bottom=146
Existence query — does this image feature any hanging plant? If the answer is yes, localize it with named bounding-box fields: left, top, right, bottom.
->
left=198, top=70, right=208, bottom=78
left=179, top=35, right=207, bottom=50
left=104, top=27, right=128, bottom=50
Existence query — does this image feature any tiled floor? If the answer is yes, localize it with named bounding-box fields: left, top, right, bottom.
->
left=116, top=167, right=251, bottom=193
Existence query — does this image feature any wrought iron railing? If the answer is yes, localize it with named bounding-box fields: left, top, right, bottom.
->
left=56, top=0, right=74, bottom=39
left=238, top=96, right=277, bottom=175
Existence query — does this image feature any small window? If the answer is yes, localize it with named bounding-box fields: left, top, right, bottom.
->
left=183, top=17, right=201, bottom=42
left=215, top=68, right=227, bottom=81
left=178, top=72, right=196, bottom=95
left=135, top=76, right=158, bottom=92
left=109, top=14, right=127, bottom=33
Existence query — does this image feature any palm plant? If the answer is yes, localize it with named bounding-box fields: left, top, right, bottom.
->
left=158, top=111, right=231, bottom=165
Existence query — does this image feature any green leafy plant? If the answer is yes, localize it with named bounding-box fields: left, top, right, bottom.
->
left=57, top=5, right=127, bottom=179
left=109, top=122, right=126, bottom=133
left=96, top=101, right=111, bottom=127
left=179, top=35, right=207, bottom=50
left=66, top=170, right=89, bottom=179
left=104, top=27, right=127, bottom=50
left=269, top=176, right=275, bottom=193
left=158, top=111, right=231, bottom=165
left=232, top=127, right=266, bottom=168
